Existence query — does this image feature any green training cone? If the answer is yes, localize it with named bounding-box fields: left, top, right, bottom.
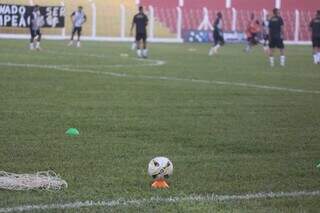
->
left=66, top=128, right=80, bottom=137
left=316, top=161, right=320, bottom=169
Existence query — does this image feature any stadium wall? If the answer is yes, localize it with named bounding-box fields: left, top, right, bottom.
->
left=0, top=0, right=317, bottom=44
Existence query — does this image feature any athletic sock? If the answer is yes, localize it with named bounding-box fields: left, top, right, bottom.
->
left=317, top=52, right=320, bottom=64
left=245, top=45, right=251, bottom=52
left=208, top=47, right=214, bottom=56
left=137, top=49, right=142, bottom=58
left=68, top=40, right=74, bottom=46
left=314, top=54, right=318, bottom=64
left=269, top=57, right=274, bottom=67
left=213, top=44, right=221, bottom=53
left=35, top=42, right=40, bottom=49
left=77, top=41, right=81, bottom=47
left=280, top=55, right=286, bottom=66
left=142, top=49, right=148, bottom=58
left=131, top=42, right=137, bottom=50
left=29, top=43, right=34, bottom=50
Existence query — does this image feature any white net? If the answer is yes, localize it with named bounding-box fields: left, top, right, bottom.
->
left=0, top=170, right=68, bottom=191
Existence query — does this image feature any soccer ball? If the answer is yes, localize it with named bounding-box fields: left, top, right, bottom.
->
left=148, top=157, right=173, bottom=180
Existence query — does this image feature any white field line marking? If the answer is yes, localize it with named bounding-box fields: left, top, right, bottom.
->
left=0, top=190, right=319, bottom=212
left=44, top=50, right=166, bottom=67
left=1, top=49, right=166, bottom=68
left=1, top=62, right=320, bottom=95
left=58, top=60, right=165, bottom=68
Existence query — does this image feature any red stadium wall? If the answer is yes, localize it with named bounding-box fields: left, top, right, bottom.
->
left=183, top=0, right=229, bottom=30
left=281, top=0, right=316, bottom=41
left=141, top=0, right=179, bottom=33
left=232, top=0, right=273, bottom=10
left=140, top=0, right=319, bottom=41
left=282, top=0, right=316, bottom=11
left=184, top=0, right=225, bottom=9
left=141, top=0, right=179, bottom=8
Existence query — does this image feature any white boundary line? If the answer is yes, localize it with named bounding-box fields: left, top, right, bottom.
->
left=0, top=62, right=320, bottom=95
left=0, top=190, right=319, bottom=212
left=45, top=50, right=166, bottom=67
left=1, top=49, right=166, bottom=68
left=0, top=34, right=183, bottom=43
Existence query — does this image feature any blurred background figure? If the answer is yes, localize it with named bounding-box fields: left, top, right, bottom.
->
left=131, top=6, right=149, bottom=58
left=310, top=10, right=320, bottom=64
left=69, top=6, right=87, bottom=48
left=244, top=13, right=261, bottom=53
left=29, top=5, right=44, bottom=50
left=209, top=12, right=224, bottom=56
left=268, top=8, right=285, bottom=67
left=262, top=14, right=270, bottom=53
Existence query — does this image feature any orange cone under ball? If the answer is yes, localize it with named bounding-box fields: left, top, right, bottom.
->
left=151, top=180, right=169, bottom=189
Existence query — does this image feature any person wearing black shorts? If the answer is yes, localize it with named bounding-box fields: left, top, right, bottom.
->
left=29, top=5, right=43, bottom=50
left=209, top=12, right=224, bottom=56
left=69, top=6, right=87, bottom=47
left=268, top=8, right=285, bottom=67
left=310, top=10, right=320, bottom=64
left=131, top=6, right=148, bottom=58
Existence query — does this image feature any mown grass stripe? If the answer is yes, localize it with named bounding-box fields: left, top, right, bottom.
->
left=1, top=190, right=319, bottom=212
left=1, top=62, right=320, bottom=95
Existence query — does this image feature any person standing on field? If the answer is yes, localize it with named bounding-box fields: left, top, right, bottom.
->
left=268, top=8, right=285, bottom=67
left=130, top=6, right=149, bottom=58
left=310, top=10, right=320, bottom=64
left=209, top=12, right=225, bottom=56
left=29, top=5, right=44, bottom=51
left=244, top=13, right=261, bottom=53
left=69, top=6, right=87, bottom=48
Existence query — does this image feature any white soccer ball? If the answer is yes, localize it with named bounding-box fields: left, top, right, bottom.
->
left=148, top=157, right=173, bottom=180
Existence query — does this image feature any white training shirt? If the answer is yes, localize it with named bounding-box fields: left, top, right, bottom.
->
left=72, top=11, right=86, bottom=27
left=263, top=20, right=269, bottom=34
left=31, top=11, right=43, bottom=30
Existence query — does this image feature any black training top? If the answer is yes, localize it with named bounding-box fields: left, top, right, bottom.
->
left=268, top=15, right=284, bottom=38
left=133, top=13, right=148, bottom=34
left=213, top=17, right=223, bottom=32
left=310, top=17, right=320, bottom=37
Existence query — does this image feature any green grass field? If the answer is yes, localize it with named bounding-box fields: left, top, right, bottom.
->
left=0, top=40, right=320, bottom=212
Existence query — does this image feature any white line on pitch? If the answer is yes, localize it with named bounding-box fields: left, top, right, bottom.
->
left=0, top=49, right=166, bottom=67
left=44, top=50, right=166, bottom=67
left=0, top=190, right=319, bottom=212
left=1, top=62, right=320, bottom=95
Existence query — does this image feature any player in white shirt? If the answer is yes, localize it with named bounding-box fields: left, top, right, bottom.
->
left=69, top=6, right=87, bottom=47
left=29, top=5, right=44, bottom=50
left=262, top=15, right=270, bottom=53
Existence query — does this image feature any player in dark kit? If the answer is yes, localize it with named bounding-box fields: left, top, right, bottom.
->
left=310, top=10, right=320, bottom=64
left=209, top=12, right=224, bottom=56
left=29, top=5, right=44, bottom=50
left=268, top=8, right=285, bottom=67
left=131, top=6, right=149, bottom=58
